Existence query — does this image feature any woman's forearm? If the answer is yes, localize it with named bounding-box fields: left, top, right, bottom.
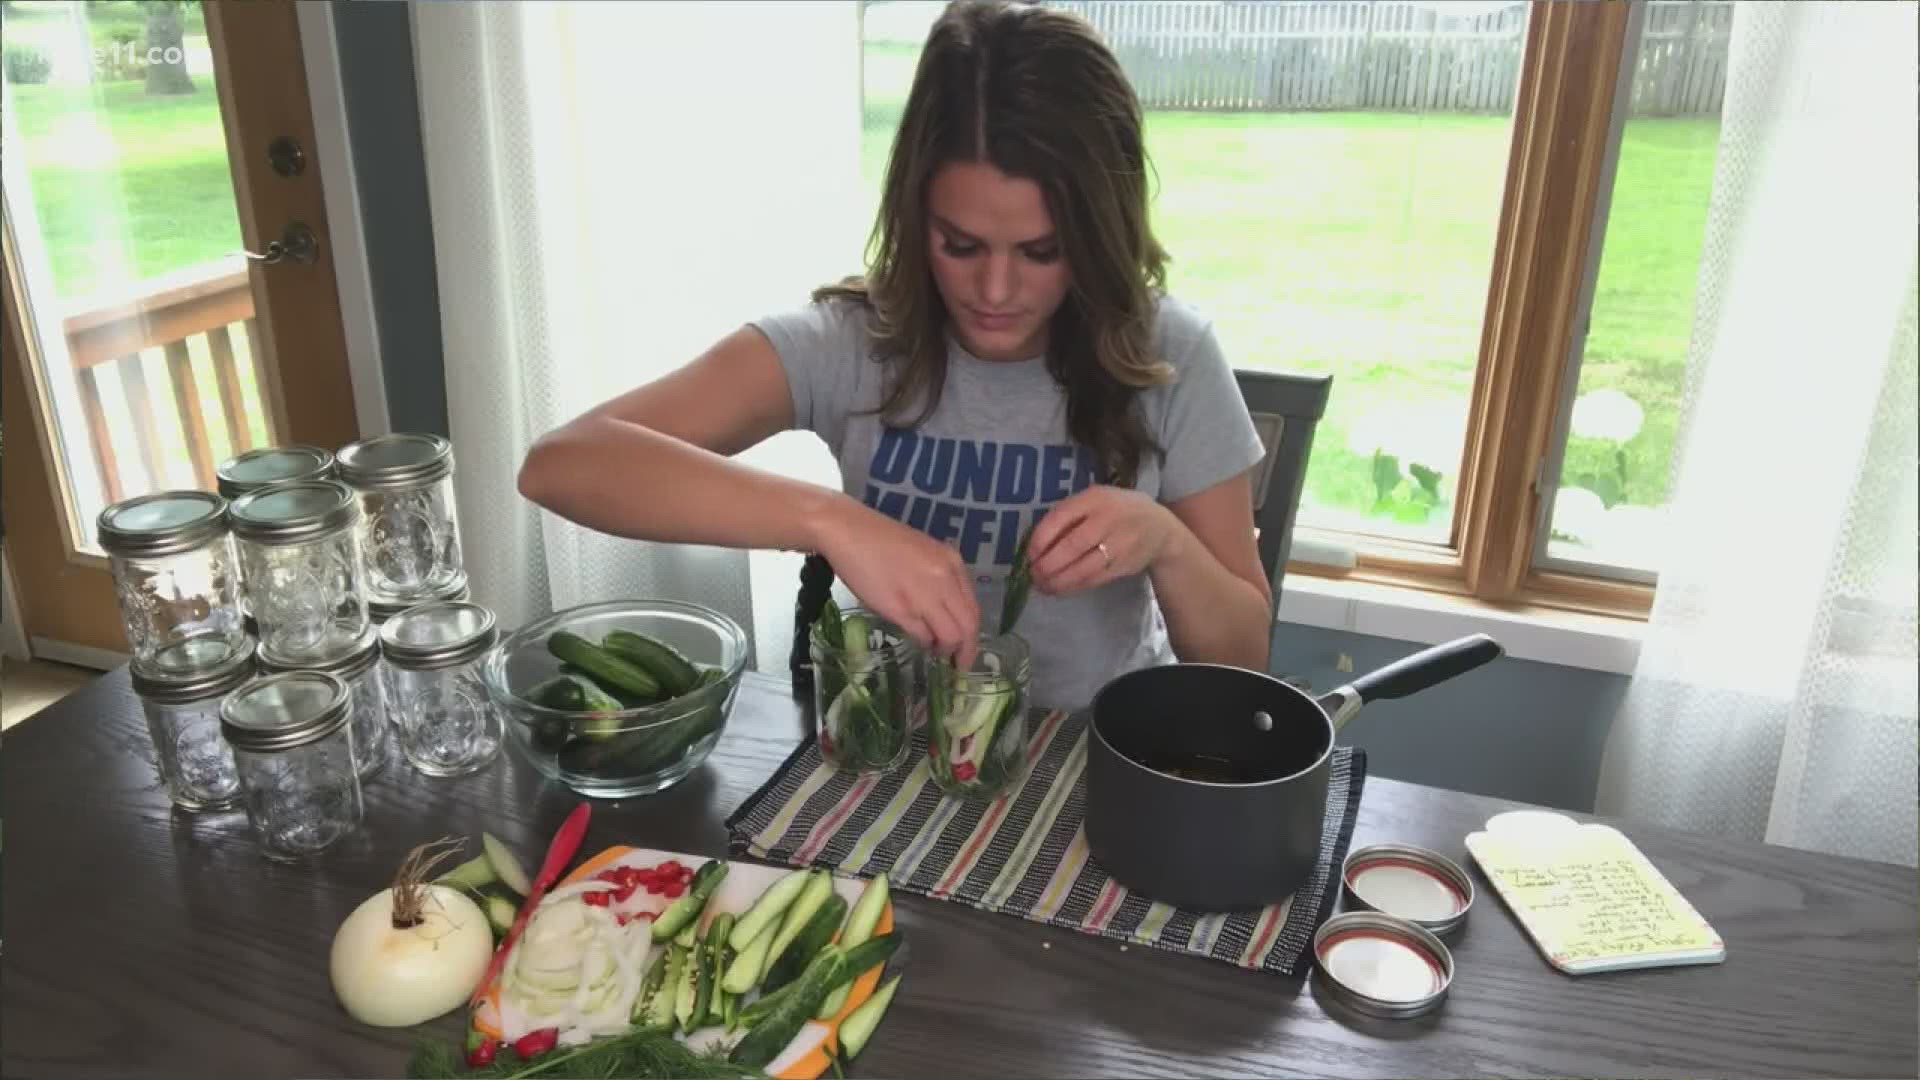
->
left=517, top=412, right=848, bottom=554
left=1147, top=515, right=1272, bottom=670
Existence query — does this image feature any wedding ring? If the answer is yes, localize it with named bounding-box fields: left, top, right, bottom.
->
left=1097, top=541, right=1113, bottom=568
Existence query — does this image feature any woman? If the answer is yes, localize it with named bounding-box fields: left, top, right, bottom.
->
left=517, top=0, right=1271, bottom=710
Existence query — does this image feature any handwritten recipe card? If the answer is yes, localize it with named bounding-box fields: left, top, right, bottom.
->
left=1465, top=811, right=1725, bottom=975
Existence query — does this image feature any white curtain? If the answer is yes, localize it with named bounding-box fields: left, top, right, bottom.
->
left=411, top=1, right=860, bottom=669
left=1596, top=2, right=1919, bottom=865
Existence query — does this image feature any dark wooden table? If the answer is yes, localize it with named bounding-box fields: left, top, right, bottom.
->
left=4, top=668, right=1915, bottom=1079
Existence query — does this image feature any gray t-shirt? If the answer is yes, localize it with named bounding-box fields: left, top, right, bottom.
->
left=751, top=294, right=1265, bottom=710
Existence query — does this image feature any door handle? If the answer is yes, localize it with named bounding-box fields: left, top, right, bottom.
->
left=242, top=222, right=319, bottom=266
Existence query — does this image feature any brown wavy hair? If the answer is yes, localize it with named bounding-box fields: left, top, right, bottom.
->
left=815, top=0, right=1172, bottom=487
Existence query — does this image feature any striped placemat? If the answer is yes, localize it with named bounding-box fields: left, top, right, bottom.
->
left=725, top=707, right=1367, bottom=976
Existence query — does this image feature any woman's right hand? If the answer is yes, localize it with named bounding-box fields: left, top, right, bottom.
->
left=814, top=499, right=981, bottom=669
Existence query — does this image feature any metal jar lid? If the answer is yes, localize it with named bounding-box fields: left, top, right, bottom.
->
left=335, top=433, right=454, bottom=491
left=1312, top=911, right=1455, bottom=1020
left=1342, top=843, right=1475, bottom=938
left=228, top=480, right=359, bottom=545
left=130, top=637, right=259, bottom=704
left=220, top=670, right=352, bottom=753
left=368, top=573, right=470, bottom=623
left=379, top=600, right=497, bottom=671
left=96, top=490, right=229, bottom=559
left=258, top=625, right=380, bottom=681
left=216, top=445, right=336, bottom=499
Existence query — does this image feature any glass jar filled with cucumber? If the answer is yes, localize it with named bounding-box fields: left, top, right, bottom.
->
left=925, top=521, right=1036, bottom=799
left=927, top=631, right=1031, bottom=799
left=809, top=599, right=924, bottom=775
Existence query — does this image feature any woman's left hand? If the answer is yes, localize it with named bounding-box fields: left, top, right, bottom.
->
left=1026, top=485, right=1179, bottom=596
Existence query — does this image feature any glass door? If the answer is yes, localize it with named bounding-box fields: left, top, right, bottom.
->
left=2, top=0, right=358, bottom=660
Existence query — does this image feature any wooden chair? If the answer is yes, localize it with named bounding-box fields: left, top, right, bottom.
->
left=788, top=368, right=1332, bottom=690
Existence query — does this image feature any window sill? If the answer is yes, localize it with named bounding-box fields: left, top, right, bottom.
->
left=1275, top=572, right=1644, bottom=675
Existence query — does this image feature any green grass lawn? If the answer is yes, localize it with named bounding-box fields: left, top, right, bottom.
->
left=7, top=79, right=239, bottom=299
left=861, top=42, right=1718, bottom=532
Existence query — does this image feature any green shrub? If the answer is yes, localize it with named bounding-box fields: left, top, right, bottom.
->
left=98, top=27, right=145, bottom=82
left=4, top=44, right=53, bottom=85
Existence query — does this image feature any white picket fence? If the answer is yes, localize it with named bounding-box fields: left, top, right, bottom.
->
left=1039, top=0, right=1731, bottom=115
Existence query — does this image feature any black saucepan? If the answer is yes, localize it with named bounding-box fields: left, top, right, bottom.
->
left=1084, top=634, right=1503, bottom=912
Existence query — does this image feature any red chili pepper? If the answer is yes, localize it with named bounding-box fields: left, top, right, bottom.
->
left=663, top=880, right=686, bottom=899
left=613, top=883, right=638, bottom=903
left=954, top=762, right=978, bottom=782
left=471, top=802, right=593, bottom=1005
left=466, top=1040, right=498, bottom=1068
left=581, top=888, right=612, bottom=907
left=513, top=1028, right=560, bottom=1060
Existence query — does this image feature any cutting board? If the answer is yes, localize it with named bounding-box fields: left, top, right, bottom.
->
left=477, top=845, right=896, bottom=1078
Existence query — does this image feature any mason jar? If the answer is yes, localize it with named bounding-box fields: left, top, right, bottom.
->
left=380, top=600, right=500, bottom=777
left=810, top=608, right=923, bottom=775
left=129, top=640, right=256, bottom=811
left=928, top=633, right=1032, bottom=800
left=220, top=671, right=365, bottom=860
left=215, top=445, right=336, bottom=500
left=98, top=490, right=246, bottom=673
left=368, top=574, right=469, bottom=627
left=335, top=433, right=465, bottom=606
left=229, top=480, right=370, bottom=669
left=218, top=447, right=338, bottom=638
left=258, top=626, right=389, bottom=781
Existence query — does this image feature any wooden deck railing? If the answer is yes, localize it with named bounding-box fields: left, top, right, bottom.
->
left=61, top=261, right=266, bottom=503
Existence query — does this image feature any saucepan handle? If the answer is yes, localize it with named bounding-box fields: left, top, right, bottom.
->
left=1314, top=634, right=1503, bottom=732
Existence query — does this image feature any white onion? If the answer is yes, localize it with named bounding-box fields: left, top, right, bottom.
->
left=329, top=883, right=493, bottom=1027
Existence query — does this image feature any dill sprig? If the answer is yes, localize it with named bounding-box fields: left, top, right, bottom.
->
left=406, top=1029, right=758, bottom=1079
left=998, top=521, right=1035, bottom=636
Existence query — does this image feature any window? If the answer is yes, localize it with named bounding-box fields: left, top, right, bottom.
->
left=861, top=0, right=1705, bottom=618
left=1538, top=0, right=1731, bottom=581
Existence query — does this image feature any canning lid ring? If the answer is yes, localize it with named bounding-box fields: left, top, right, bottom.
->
left=216, top=445, right=336, bottom=499
left=335, top=432, right=454, bottom=491
left=219, top=670, right=353, bottom=753
left=96, top=489, right=228, bottom=559
left=1341, top=842, right=1475, bottom=937
left=1312, top=911, right=1454, bottom=1020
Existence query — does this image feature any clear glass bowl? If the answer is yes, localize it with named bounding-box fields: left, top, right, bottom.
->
left=480, top=600, right=748, bottom=798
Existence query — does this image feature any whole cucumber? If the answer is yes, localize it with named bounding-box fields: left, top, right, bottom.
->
left=547, top=631, right=662, bottom=701
left=560, top=663, right=651, bottom=708
left=521, top=676, right=578, bottom=752
left=602, top=629, right=700, bottom=697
